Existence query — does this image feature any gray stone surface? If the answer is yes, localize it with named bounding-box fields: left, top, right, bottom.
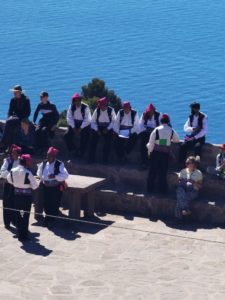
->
left=1, top=203, right=225, bottom=299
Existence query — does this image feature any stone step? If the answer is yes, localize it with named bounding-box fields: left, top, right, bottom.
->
left=93, top=189, right=225, bottom=225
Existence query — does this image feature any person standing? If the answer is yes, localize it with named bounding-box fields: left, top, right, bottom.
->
left=179, top=102, right=208, bottom=165
left=114, top=101, right=139, bottom=163
left=88, top=97, right=116, bottom=163
left=7, top=154, right=38, bottom=241
left=0, top=145, right=21, bottom=229
left=146, top=114, right=180, bottom=194
left=33, top=91, right=59, bottom=153
left=175, top=156, right=203, bottom=221
left=139, top=103, right=161, bottom=167
left=1, top=85, right=31, bottom=151
left=64, top=93, right=91, bottom=157
left=37, top=147, right=69, bottom=227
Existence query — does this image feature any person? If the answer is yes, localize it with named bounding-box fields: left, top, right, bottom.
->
left=33, top=91, right=59, bottom=153
left=175, top=156, right=203, bottom=220
left=139, top=103, right=161, bottom=167
left=207, top=143, right=225, bottom=179
left=1, top=85, right=31, bottom=151
left=179, top=102, right=208, bottom=165
left=146, top=114, right=180, bottom=194
left=37, top=147, right=69, bottom=227
left=7, top=154, right=38, bottom=241
left=64, top=93, right=91, bottom=157
left=0, top=144, right=21, bottom=229
left=14, top=118, right=35, bottom=154
left=114, top=101, right=139, bottom=163
left=88, top=97, right=116, bottom=163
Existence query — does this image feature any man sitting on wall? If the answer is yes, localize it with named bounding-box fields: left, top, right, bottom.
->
left=33, top=91, right=59, bottom=154
left=1, top=85, right=31, bottom=152
left=88, top=97, right=116, bottom=164
left=113, top=101, right=139, bottom=164
left=207, top=143, right=225, bottom=179
left=139, top=103, right=161, bottom=168
left=179, top=102, right=208, bottom=165
left=64, top=93, right=91, bottom=158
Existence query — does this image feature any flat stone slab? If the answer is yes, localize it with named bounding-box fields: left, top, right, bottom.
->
left=1, top=205, right=225, bottom=299
left=66, top=175, right=106, bottom=193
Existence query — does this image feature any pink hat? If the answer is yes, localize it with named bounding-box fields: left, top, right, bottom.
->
left=220, top=143, right=225, bottom=150
left=97, top=97, right=108, bottom=108
left=47, top=147, right=59, bottom=156
left=10, top=144, right=22, bottom=154
left=146, top=103, right=155, bottom=113
left=72, top=93, right=81, bottom=103
left=123, top=101, right=131, bottom=109
left=21, top=154, right=32, bottom=166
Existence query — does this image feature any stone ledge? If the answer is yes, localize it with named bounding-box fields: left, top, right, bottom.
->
left=94, top=189, right=225, bottom=225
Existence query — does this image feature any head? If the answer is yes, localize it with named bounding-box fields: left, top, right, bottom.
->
left=185, top=156, right=198, bottom=171
left=161, top=114, right=170, bottom=125
left=47, top=147, right=59, bottom=163
left=21, top=118, right=30, bottom=131
left=20, top=154, right=32, bottom=169
left=190, top=102, right=200, bottom=115
left=145, top=103, right=155, bottom=118
left=10, top=144, right=21, bottom=160
left=123, top=102, right=132, bottom=114
left=40, top=91, right=49, bottom=104
left=220, top=143, right=225, bottom=154
left=97, top=97, right=108, bottom=111
left=11, top=85, right=23, bottom=99
left=72, top=93, right=82, bottom=108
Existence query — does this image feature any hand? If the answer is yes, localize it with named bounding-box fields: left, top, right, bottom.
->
left=48, top=174, right=55, bottom=179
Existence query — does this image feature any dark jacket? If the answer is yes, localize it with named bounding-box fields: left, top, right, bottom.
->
left=33, top=101, right=59, bottom=127
left=8, top=94, right=31, bottom=119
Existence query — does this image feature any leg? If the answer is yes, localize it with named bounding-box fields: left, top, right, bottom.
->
left=102, top=130, right=113, bottom=163
left=147, top=151, right=158, bottom=193
left=193, top=136, right=205, bottom=158
left=14, top=194, right=32, bottom=239
left=157, top=152, right=169, bottom=194
left=80, top=125, right=90, bottom=157
left=179, top=140, right=193, bottom=165
left=88, top=129, right=99, bottom=163
left=175, top=186, right=187, bottom=219
left=115, top=135, right=126, bottom=161
left=1, top=117, right=20, bottom=148
left=140, top=131, right=150, bottom=164
left=3, top=183, right=15, bottom=227
left=126, top=133, right=137, bottom=155
left=64, top=126, right=75, bottom=152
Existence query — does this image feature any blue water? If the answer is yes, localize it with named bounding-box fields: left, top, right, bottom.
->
left=0, top=0, right=225, bottom=143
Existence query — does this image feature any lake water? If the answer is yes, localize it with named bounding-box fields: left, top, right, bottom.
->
left=0, top=0, right=225, bottom=143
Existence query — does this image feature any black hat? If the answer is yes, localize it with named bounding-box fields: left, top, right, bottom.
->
left=190, top=102, right=200, bottom=110
left=40, top=91, right=49, bottom=98
left=10, top=85, right=23, bottom=92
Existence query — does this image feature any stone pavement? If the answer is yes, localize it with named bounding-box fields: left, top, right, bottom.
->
left=1, top=205, right=225, bottom=299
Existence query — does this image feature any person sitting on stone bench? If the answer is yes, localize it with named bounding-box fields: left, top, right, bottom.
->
left=113, top=101, right=139, bottom=164
left=175, top=156, right=203, bottom=221
left=179, top=102, right=208, bottom=165
left=207, top=143, right=225, bottom=179
left=33, top=91, right=59, bottom=154
left=88, top=97, right=116, bottom=164
left=139, top=103, right=161, bottom=168
left=14, top=118, right=35, bottom=155
left=64, top=93, right=91, bottom=158
left=0, top=85, right=31, bottom=152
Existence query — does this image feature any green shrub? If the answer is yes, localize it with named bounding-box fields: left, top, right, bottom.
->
left=58, top=78, right=122, bottom=127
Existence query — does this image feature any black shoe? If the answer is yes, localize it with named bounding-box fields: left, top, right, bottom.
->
left=4, top=224, right=11, bottom=230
